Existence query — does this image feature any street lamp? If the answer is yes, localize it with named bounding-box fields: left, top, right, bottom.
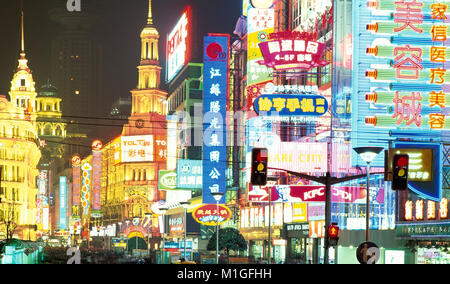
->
left=124, top=219, right=130, bottom=254
left=145, top=213, right=152, bottom=257
left=353, top=146, right=384, bottom=242
left=180, top=201, right=190, bottom=262
left=133, top=216, right=140, bottom=255
left=159, top=207, right=168, bottom=264
left=211, top=191, right=224, bottom=265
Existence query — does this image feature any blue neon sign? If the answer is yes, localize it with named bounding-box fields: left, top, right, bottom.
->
left=202, top=35, right=229, bottom=204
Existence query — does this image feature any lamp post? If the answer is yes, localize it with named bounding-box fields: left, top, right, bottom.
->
left=145, top=213, right=152, bottom=257
left=211, top=192, right=225, bottom=265
left=180, top=201, right=190, bottom=261
left=353, top=147, right=384, bottom=242
left=159, top=207, right=168, bottom=264
left=124, top=219, right=130, bottom=254
left=133, top=216, right=140, bottom=255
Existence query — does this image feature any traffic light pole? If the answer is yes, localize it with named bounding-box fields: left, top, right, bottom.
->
left=268, top=167, right=384, bottom=264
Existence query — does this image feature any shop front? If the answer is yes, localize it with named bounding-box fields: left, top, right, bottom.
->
left=239, top=203, right=286, bottom=264
left=283, top=222, right=323, bottom=264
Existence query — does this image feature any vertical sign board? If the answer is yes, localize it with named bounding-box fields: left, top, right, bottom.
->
left=92, top=152, right=101, bottom=212
left=247, top=7, right=274, bottom=86
left=352, top=0, right=450, bottom=167
left=59, top=176, right=67, bottom=230
left=91, top=140, right=102, bottom=213
left=72, top=155, right=81, bottom=206
left=166, top=6, right=191, bottom=83
left=81, top=163, right=92, bottom=215
left=202, top=34, right=230, bottom=204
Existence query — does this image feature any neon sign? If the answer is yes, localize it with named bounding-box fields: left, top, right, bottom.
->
left=81, top=163, right=92, bottom=215
left=253, top=94, right=329, bottom=116
left=351, top=0, right=450, bottom=167
left=59, top=176, right=67, bottom=230
left=192, top=204, right=232, bottom=226
left=92, top=141, right=102, bottom=213
left=166, top=6, right=191, bottom=82
left=258, top=31, right=328, bottom=71
left=202, top=34, right=229, bottom=204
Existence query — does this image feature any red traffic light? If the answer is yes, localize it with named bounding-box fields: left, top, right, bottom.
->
left=396, top=156, right=408, bottom=167
left=328, top=224, right=339, bottom=239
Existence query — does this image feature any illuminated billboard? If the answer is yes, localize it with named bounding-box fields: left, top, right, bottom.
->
left=166, top=6, right=191, bottom=82
left=120, top=135, right=154, bottom=163
left=59, top=176, right=67, bottom=230
left=202, top=34, right=230, bottom=204
left=253, top=94, right=329, bottom=117
left=351, top=0, right=450, bottom=167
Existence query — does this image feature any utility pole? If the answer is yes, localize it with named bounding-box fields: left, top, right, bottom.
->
left=268, top=167, right=384, bottom=264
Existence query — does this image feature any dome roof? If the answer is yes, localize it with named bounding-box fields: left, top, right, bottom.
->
left=38, top=81, right=58, bottom=97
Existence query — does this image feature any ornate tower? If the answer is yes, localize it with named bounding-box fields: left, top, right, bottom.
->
left=9, top=11, right=37, bottom=122
left=124, top=0, right=167, bottom=137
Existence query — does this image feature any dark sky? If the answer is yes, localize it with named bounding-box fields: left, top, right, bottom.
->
left=0, top=0, right=242, bottom=115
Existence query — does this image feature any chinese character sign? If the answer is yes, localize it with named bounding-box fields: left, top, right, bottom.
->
left=59, top=176, right=67, bottom=230
left=253, top=94, right=329, bottom=116
left=81, top=163, right=92, bottom=215
left=202, top=35, right=229, bottom=204
left=177, top=159, right=202, bottom=189
left=351, top=0, right=450, bottom=167
left=92, top=150, right=101, bottom=211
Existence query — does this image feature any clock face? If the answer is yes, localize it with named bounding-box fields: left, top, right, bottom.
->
left=250, top=0, right=274, bottom=9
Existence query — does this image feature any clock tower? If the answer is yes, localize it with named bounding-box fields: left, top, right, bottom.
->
left=123, top=0, right=167, bottom=137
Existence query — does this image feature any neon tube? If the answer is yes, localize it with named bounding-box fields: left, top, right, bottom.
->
left=365, top=115, right=450, bottom=129
left=368, top=0, right=450, bottom=11
left=366, top=91, right=450, bottom=105
left=367, top=45, right=450, bottom=61
left=367, top=22, right=450, bottom=36
left=366, top=68, right=450, bottom=82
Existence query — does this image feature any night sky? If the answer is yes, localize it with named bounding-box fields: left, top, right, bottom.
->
left=0, top=0, right=242, bottom=118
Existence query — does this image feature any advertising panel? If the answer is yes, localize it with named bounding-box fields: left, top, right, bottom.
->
left=352, top=0, right=450, bottom=167
left=247, top=7, right=274, bottom=86
left=166, top=6, right=191, bottom=82
left=159, top=170, right=177, bottom=190
left=120, top=135, right=154, bottom=163
left=202, top=34, right=230, bottom=204
left=177, top=159, right=202, bottom=189
left=81, top=163, right=92, bottom=215
left=59, top=176, right=67, bottom=230
left=71, top=155, right=81, bottom=206
left=253, top=94, right=329, bottom=117
left=192, top=204, right=232, bottom=226
left=92, top=141, right=102, bottom=212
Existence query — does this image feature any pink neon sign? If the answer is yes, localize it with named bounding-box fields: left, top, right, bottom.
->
left=257, top=31, right=327, bottom=71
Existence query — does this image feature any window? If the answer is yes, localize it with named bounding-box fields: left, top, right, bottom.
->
left=21, top=79, right=26, bottom=87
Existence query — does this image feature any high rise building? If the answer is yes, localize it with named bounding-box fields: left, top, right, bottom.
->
left=49, top=5, right=103, bottom=141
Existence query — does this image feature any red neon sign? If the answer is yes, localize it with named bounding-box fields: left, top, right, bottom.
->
left=166, top=6, right=192, bottom=82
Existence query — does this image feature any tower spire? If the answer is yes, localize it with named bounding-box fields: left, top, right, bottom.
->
left=21, top=10, right=24, bottom=53
left=147, top=0, right=154, bottom=25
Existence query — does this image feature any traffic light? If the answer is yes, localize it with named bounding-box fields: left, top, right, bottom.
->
left=251, top=148, right=268, bottom=186
left=328, top=223, right=339, bottom=247
left=392, top=154, right=409, bottom=191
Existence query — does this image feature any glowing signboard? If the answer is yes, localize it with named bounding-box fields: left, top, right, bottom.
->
left=166, top=6, right=191, bottom=82
left=120, top=135, right=154, bottom=163
left=387, top=148, right=433, bottom=181
left=159, top=170, right=177, bottom=190
left=392, top=141, right=443, bottom=201
left=247, top=7, right=274, bottom=86
left=177, top=159, right=202, bottom=189
left=81, top=163, right=92, bottom=215
left=351, top=0, right=450, bottom=167
left=59, top=176, right=67, bottom=230
left=192, top=204, right=232, bottom=226
left=202, top=34, right=229, bottom=204
left=253, top=94, right=329, bottom=116
left=92, top=142, right=102, bottom=212
left=72, top=155, right=81, bottom=207
left=258, top=31, right=328, bottom=71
